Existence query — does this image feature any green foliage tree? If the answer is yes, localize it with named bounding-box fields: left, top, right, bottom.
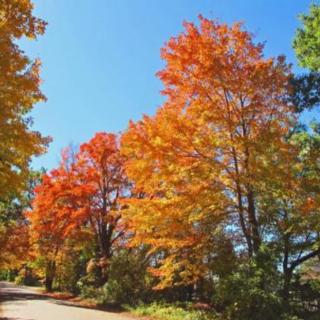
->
left=290, top=4, right=320, bottom=114
left=294, top=3, right=320, bottom=72
left=101, top=248, right=153, bottom=305
left=289, top=72, right=320, bottom=112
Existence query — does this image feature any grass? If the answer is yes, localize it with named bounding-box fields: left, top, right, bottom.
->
left=125, top=302, right=219, bottom=320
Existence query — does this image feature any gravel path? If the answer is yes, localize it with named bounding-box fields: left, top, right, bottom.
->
left=0, top=281, right=135, bottom=320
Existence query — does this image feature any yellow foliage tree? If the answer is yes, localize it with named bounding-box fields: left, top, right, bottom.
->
left=121, top=16, right=296, bottom=288
left=0, top=0, right=49, bottom=201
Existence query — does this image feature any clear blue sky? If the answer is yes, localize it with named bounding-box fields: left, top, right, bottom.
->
left=22, top=0, right=312, bottom=170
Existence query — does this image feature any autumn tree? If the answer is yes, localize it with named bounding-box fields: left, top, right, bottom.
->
left=256, top=128, right=320, bottom=310
left=75, top=133, right=128, bottom=269
left=0, top=0, right=49, bottom=202
left=281, top=4, right=320, bottom=307
left=29, top=133, right=129, bottom=290
left=0, top=0, right=49, bottom=284
left=27, top=151, right=84, bottom=291
left=0, top=220, right=30, bottom=269
left=0, top=170, right=43, bottom=277
left=120, top=17, right=320, bottom=317
left=121, top=16, right=295, bottom=287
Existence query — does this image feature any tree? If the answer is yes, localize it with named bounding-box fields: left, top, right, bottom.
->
left=290, top=4, right=320, bottom=113
left=27, top=152, right=83, bottom=291
left=288, top=4, right=320, bottom=308
left=0, top=0, right=50, bottom=202
left=289, top=72, right=320, bottom=112
left=28, top=133, right=129, bottom=290
left=0, top=170, right=43, bottom=270
left=279, top=124, right=320, bottom=306
left=293, top=3, right=320, bottom=72
left=74, top=132, right=129, bottom=284
left=0, top=0, right=49, bottom=283
left=0, top=221, right=30, bottom=269
left=121, top=16, right=295, bottom=289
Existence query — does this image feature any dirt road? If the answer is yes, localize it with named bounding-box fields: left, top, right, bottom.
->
left=0, top=281, right=135, bottom=320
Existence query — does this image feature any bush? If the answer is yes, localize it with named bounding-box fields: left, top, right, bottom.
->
left=100, top=248, right=153, bottom=305
left=214, top=249, right=284, bottom=320
left=14, top=267, right=39, bottom=286
left=126, top=303, right=218, bottom=320
left=54, top=246, right=91, bottom=293
left=0, top=269, right=16, bottom=281
left=78, top=283, right=103, bottom=300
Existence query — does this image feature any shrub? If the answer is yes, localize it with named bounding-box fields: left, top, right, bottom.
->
left=14, top=267, right=39, bottom=286
left=78, top=283, right=103, bottom=300
left=126, top=302, right=218, bottom=320
left=100, top=248, right=153, bottom=305
left=214, top=249, right=284, bottom=320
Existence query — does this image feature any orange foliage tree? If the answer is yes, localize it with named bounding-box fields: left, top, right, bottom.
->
left=0, top=222, right=30, bottom=269
left=121, top=16, right=297, bottom=288
left=75, top=133, right=129, bottom=262
left=28, top=132, right=129, bottom=290
left=27, top=150, right=83, bottom=291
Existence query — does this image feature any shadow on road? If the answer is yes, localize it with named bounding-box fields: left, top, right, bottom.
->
left=0, top=291, right=48, bottom=303
left=0, top=283, right=48, bottom=304
left=0, top=282, right=125, bottom=315
left=0, top=318, right=34, bottom=320
left=52, top=299, right=124, bottom=313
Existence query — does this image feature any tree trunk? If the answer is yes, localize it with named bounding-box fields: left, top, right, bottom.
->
left=282, top=269, right=292, bottom=311
left=247, top=189, right=261, bottom=254
left=96, top=222, right=113, bottom=286
left=232, top=146, right=253, bottom=257
left=45, top=261, right=56, bottom=292
left=45, top=276, right=54, bottom=292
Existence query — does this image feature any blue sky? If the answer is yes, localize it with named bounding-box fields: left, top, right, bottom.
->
left=22, top=0, right=312, bottom=170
